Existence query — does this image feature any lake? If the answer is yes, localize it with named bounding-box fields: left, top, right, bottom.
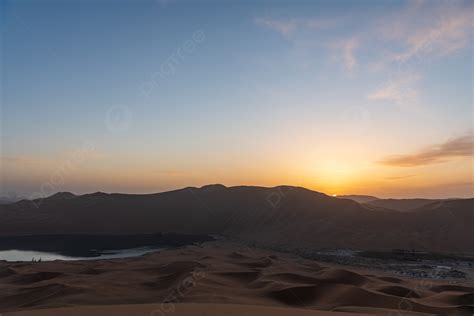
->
left=0, top=233, right=214, bottom=262
left=0, top=247, right=160, bottom=262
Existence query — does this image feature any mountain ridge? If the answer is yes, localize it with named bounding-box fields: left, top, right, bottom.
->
left=1, top=185, right=472, bottom=253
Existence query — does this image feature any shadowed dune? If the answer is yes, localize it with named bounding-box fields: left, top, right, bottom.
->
left=371, top=285, right=421, bottom=298
left=11, top=272, right=64, bottom=285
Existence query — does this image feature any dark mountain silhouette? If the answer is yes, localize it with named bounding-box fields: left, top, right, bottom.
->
left=0, top=185, right=472, bottom=253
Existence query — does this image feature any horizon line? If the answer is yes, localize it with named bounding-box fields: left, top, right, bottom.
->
left=4, top=184, right=473, bottom=201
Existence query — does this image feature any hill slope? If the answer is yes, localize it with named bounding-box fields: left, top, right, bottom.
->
left=0, top=185, right=472, bottom=253
left=364, top=198, right=442, bottom=212
left=337, top=195, right=379, bottom=203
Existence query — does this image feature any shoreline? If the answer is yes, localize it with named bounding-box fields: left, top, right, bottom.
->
left=0, top=233, right=214, bottom=258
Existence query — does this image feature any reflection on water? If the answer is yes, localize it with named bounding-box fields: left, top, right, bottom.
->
left=0, top=247, right=160, bottom=262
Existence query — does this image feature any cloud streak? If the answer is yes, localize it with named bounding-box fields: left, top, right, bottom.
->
left=255, top=17, right=341, bottom=37
left=379, top=134, right=474, bottom=167
left=384, top=174, right=417, bottom=180
left=342, top=38, right=358, bottom=70
left=380, top=0, right=474, bottom=63
left=1, top=156, right=44, bottom=165
left=255, top=17, right=298, bottom=37
left=368, top=72, right=421, bottom=108
left=330, top=37, right=359, bottom=70
left=256, top=1, right=473, bottom=108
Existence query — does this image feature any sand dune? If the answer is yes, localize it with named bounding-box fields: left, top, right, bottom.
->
left=4, top=303, right=398, bottom=316
left=0, top=244, right=472, bottom=315
left=0, top=185, right=472, bottom=253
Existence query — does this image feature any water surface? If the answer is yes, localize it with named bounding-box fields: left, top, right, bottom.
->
left=0, top=247, right=159, bottom=262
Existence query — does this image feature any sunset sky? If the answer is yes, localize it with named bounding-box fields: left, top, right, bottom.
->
left=1, top=0, right=473, bottom=199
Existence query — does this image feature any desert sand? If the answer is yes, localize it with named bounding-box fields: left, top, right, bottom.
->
left=1, top=243, right=473, bottom=316
left=2, top=303, right=390, bottom=316
left=3, top=303, right=429, bottom=316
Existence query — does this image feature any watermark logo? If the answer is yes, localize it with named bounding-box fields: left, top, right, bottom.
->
left=105, top=105, right=132, bottom=132
left=140, top=30, right=206, bottom=99
left=150, top=268, right=207, bottom=316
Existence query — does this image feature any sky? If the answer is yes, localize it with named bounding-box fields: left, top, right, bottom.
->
left=1, top=0, right=473, bottom=199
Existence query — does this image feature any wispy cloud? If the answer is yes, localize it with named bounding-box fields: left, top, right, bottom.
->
left=256, top=1, right=473, bottom=107
left=255, top=17, right=341, bottom=37
left=368, top=72, right=421, bottom=108
left=152, top=169, right=188, bottom=177
left=255, top=17, right=298, bottom=37
left=384, top=174, right=417, bottom=180
left=1, top=143, right=101, bottom=168
left=329, top=37, right=359, bottom=70
left=256, top=16, right=358, bottom=70
left=368, top=1, right=473, bottom=107
left=1, top=156, right=43, bottom=165
left=342, top=37, right=358, bottom=70
left=379, top=133, right=474, bottom=167
left=379, top=0, right=474, bottom=63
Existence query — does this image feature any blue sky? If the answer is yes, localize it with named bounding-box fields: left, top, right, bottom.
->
left=1, top=0, right=473, bottom=198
